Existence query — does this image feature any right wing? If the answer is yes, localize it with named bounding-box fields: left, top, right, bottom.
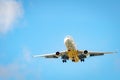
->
left=78, top=50, right=116, bottom=57
left=33, top=51, right=66, bottom=58
left=88, top=51, right=114, bottom=57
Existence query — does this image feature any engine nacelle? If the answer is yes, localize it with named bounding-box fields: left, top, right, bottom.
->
left=78, top=50, right=88, bottom=61
left=56, top=51, right=60, bottom=55
left=84, top=50, right=88, bottom=54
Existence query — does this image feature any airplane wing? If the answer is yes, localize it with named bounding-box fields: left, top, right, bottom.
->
left=33, top=51, right=66, bottom=58
left=78, top=50, right=116, bottom=57
left=88, top=51, right=114, bottom=57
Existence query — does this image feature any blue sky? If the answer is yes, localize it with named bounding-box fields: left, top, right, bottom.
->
left=0, top=0, right=120, bottom=80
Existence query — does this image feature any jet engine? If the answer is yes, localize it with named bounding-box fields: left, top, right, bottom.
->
left=84, top=50, right=88, bottom=54
left=56, top=51, right=60, bottom=55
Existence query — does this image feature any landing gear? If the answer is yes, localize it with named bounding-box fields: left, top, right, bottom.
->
left=81, top=58, right=84, bottom=62
left=72, top=59, right=75, bottom=62
left=72, top=57, right=75, bottom=62
left=62, top=59, right=67, bottom=63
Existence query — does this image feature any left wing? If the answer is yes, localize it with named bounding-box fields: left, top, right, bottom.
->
left=33, top=51, right=66, bottom=58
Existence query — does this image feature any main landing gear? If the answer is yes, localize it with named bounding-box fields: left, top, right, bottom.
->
left=81, top=58, right=84, bottom=62
left=72, top=59, right=75, bottom=62
left=62, top=59, right=67, bottom=63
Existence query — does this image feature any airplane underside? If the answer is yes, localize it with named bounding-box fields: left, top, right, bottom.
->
left=59, top=50, right=87, bottom=63
left=33, top=35, right=114, bottom=63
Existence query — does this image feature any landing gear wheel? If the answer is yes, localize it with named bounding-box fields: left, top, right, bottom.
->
left=81, top=59, right=84, bottom=62
left=72, top=59, right=75, bottom=62
left=62, top=60, right=67, bottom=63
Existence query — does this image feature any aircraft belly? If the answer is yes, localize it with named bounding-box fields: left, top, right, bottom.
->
left=67, top=50, right=79, bottom=62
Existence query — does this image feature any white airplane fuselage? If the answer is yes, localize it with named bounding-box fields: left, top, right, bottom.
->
left=64, top=36, right=79, bottom=62
left=33, top=35, right=114, bottom=63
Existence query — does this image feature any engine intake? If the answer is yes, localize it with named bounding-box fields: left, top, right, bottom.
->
left=84, top=50, right=88, bottom=54
left=56, top=52, right=60, bottom=55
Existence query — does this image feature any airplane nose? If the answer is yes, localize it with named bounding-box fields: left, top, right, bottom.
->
left=64, top=35, right=72, bottom=44
left=64, top=37, right=68, bottom=43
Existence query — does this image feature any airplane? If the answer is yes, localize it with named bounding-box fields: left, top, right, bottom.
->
left=33, top=35, right=115, bottom=63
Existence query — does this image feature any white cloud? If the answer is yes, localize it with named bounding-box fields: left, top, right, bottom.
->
left=23, top=47, right=32, bottom=62
left=0, top=0, right=23, bottom=34
left=0, top=63, right=25, bottom=80
left=0, top=48, right=41, bottom=80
